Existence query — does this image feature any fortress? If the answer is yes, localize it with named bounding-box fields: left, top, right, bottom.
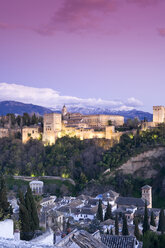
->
left=142, top=106, right=165, bottom=130
left=2, top=105, right=165, bottom=144
left=153, top=106, right=165, bottom=123
left=23, top=105, right=124, bottom=145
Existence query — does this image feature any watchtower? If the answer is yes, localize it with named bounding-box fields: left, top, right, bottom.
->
left=141, top=185, right=152, bottom=208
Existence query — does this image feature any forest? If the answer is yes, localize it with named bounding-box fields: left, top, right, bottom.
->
left=0, top=124, right=165, bottom=204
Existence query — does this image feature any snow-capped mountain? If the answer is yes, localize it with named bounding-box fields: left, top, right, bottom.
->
left=0, top=100, right=152, bottom=121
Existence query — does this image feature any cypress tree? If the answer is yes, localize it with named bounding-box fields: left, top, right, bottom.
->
left=19, top=187, right=39, bottom=240
left=0, top=176, right=11, bottom=220
left=104, top=202, right=112, bottom=221
left=122, top=214, right=129, bottom=236
left=115, top=213, right=119, bottom=235
left=96, top=199, right=103, bottom=222
left=150, top=211, right=156, bottom=227
left=18, top=190, right=31, bottom=240
left=19, top=202, right=31, bottom=240
left=25, top=188, right=32, bottom=228
left=143, top=201, right=150, bottom=235
left=110, top=227, right=113, bottom=235
left=157, top=209, right=165, bottom=234
left=25, top=186, right=39, bottom=231
left=134, top=218, right=140, bottom=240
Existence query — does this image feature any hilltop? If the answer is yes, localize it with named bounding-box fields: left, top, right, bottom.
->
left=0, top=101, right=52, bottom=115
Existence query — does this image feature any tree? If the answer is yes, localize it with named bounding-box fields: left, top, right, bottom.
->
left=157, top=209, right=165, bottom=234
left=0, top=175, right=11, bottom=220
left=134, top=218, right=140, bottom=240
left=88, top=217, right=102, bottom=233
left=108, top=120, right=112, bottom=126
left=143, top=231, right=159, bottom=248
left=150, top=211, right=156, bottom=227
left=19, top=201, right=31, bottom=240
left=122, top=214, right=129, bottom=236
left=104, top=202, right=112, bottom=221
left=96, top=199, right=103, bottom=222
left=25, top=186, right=39, bottom=231
left=19, top=187, right=39, bottom=240
left=115, top=213, right=119, bottom=235
left=110, top=227, right=113, bottom=235
left=143, top=201, right=150, bottom=235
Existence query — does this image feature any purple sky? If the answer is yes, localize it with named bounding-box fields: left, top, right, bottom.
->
left=0, top=0, right=165, bottom=112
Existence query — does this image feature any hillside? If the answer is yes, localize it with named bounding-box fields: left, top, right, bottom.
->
left=113, top=147, right=165, bottom=178
left=83, top=146, right=165, bottom=208
left=81, top=127, right=165, bottom=208
left=0, top=125, right=165, bottom=207
left=0, top=101, right=52, bottom=115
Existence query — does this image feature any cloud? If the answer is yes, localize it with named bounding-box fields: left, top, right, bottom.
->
left=0, top=22, right=16, bottom=30
left=36, top=0, right=119, bottom=35
left=158, top=28, right=165, bottom=37
left=0, top=82, right=143, bottom=111
left=126, top=0, right=162, bottom=7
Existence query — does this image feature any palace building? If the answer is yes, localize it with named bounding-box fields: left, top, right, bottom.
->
left=41, top=105, right=124, bottom=145
left=22, top=105, right=125, bottom=145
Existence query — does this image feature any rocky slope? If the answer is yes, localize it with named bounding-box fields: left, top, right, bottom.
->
left=114, top=147, right=165, bottom=179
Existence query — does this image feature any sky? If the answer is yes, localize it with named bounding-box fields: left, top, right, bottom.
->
left=0, top=0, right=165, bottom=112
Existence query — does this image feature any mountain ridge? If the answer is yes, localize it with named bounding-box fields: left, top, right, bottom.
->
left=0, top=100, right=152, bottom=121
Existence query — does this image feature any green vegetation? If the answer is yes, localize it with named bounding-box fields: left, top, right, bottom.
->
left=143, top=201, right=150, bottom=235
left=101, top=125, right=165, bottom=170
left=150, top=211, right=156, bottom=227
left=96, top=199, right=103, bottom=222
left=0, top=136, right=104, bottom=189
left=0, top=113, right=43, bottom=128
left=104, top=202, right=112, bottom=221
left=0, top=125, right=165, bottom=205
left=157, top=209, right=165, bottom=234
left=0, top=176, right=12, bottom=220
left=115, top=214, right=119, bottom=235
left=18, top=186, right=39, bottom=240
left=143, top=232, right=165, bottom=248
left=134, top=218, right=140, bottom=240
left=122, top=214, right=129, bottom=236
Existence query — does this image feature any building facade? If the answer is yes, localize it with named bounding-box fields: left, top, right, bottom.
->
left=29, top=180, right=44, bottom=195
left=42, top=113, right=62, bottom=145
left=153, top=106, right=165, bottom=123
left=22, top=126, right=41, bottom=143
left=141, top=185, right=152, bottom=208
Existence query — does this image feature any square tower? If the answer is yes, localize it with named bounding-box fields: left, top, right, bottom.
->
left=153, top=106, right=165, bottom=123
left=141, top=185, right=152, bottom=208
left=43, top=113, right=62, bottom=145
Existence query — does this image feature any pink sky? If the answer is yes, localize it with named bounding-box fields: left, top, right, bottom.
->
left=0, top=0, right=165, bottom=112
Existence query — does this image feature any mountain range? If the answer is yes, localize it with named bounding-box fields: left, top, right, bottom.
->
left=0, top=100, right=153, bottom=121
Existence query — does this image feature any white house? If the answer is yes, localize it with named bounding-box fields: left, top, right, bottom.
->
left=29, top=180, right=44, bottom=195
left=40, top=196, right=56, bottom=207
left=0, top=219, right=14, bottom=239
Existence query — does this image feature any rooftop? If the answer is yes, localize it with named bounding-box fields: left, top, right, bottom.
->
left=101, top=234, right=136, bottom=248
left=141, top=185, right=152, bottom=190
left=116, top=197, right=148, bottom=208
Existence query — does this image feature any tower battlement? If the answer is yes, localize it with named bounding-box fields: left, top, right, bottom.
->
left=153, top=106, right=165, bottom=123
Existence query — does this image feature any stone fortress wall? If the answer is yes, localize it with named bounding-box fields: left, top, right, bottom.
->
left=153, top=106, right=165, bottom=123
left=41, top=106, right=124, bottom=145
left=141, top=106, right=165, bottom=131
left=23, top=106, right=124, bottom=145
